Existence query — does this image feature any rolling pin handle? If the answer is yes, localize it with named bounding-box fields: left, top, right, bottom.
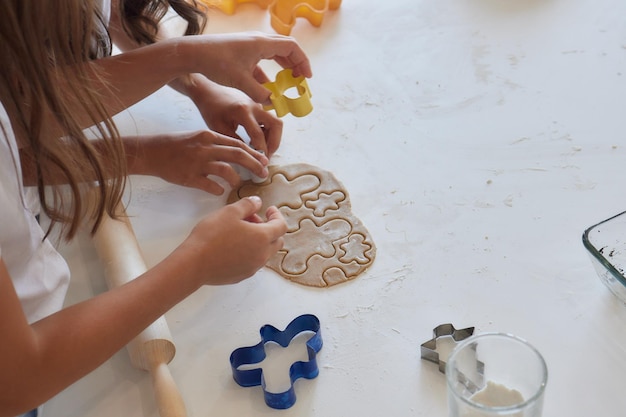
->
left=150, top=360, right=187, bottom=417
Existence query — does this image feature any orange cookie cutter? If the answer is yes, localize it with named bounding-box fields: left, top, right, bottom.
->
left=263, top=68, right=313, bottom=117
left=198, top=0, right=272, bottom=15
left=269, top=0, right=342, bottom=36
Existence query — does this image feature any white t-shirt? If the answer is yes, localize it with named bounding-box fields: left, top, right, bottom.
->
left=99, top=0, right=111, bottom=25
left=0, top=105, right=70, bottom=323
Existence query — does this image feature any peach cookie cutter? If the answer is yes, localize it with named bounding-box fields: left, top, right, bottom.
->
left=269, top=0, right=342, bottom=36
left=263, top=68, right=313, bottom=118
left=197, top=0, right=272, bottom=15
left=229, top=314, right=322, bottom=409
left=420, top=323, right=475, bottom=373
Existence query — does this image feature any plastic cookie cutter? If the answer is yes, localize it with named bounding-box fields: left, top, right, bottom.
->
left=198, top=0, right=272, bottom=15
left=263, top=68, right=313, bottom=117
left=269, top=0, right=342, bottom=35
left=229, top=314, right=323, bottom=409
left=420, top=323, right=475, bottom=373
left=232, top=125, right=268, bottom=183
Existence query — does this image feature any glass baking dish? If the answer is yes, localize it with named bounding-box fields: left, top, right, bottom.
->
left=583, top=211, right=626, bottom=304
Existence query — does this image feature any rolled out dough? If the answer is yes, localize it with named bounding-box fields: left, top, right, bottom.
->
left=228, top=163, right=376, bottom=287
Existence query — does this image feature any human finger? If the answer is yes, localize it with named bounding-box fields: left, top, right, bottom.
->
left=244, top=213, right=264, bottom=224
left=260, top=36, right=312, bottom=78
left=234, top=105, right=283, bottom=158
left=231, top=195, right=264, bottom=220
left=252, top=65, right=271, bottom=84
left=241, top=125, right=267, bottom=155
left=201, top=161, right=241, bottom=188
left=239, top=76, right=272, bottom=104
left=263, top=206, right=287, bottom=241
left=194, top=133, right=269, bottom=174
left=256, top=113, right=282, bottom=157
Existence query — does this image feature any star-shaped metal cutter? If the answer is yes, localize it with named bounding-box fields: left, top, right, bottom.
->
left=229, top=314, right=322, bottom=409
left=420, top=323, right=475, bottom=373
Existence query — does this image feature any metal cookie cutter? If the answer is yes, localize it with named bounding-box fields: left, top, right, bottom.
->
left=263, top=68, right=313, bottom=117
left=269, top=0, right=342, bottom=36
left=229, top=314, right=323, bottom=409
left=420, top=323, right=475, bottom=373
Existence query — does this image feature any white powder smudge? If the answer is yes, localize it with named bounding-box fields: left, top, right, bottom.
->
left=471, top=381, right=524, bottom=408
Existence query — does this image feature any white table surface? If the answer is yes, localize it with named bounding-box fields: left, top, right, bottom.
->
left=44, top=0, right=626, bottom=416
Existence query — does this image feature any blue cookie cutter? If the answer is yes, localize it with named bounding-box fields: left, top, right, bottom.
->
left=229, top=314, right=323, bottom=409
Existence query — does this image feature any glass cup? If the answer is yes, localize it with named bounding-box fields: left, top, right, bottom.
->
left=445, top=333, right=548, bottom=417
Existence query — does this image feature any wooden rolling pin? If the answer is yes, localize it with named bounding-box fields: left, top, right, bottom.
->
left=89, top=193, right=186, bottom=417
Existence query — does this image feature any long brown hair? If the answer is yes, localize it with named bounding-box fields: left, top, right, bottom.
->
left=0, top=0, right=206, bottom=240
left=119, top=0, right=207, bottom=44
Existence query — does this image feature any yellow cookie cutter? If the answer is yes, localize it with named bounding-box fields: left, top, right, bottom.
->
left=263, top=69, right=313, bottom=118
left=269, top=0, right=342, bottom=36
left=198, top=0, right=272, bottom=15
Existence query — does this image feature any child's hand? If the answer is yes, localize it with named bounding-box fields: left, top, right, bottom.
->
left=127, top=130, right=269, bottom=195
left=179, top=196, right=286, bottom=285
left=183, top=32, right=312, bottom=104
left=189, top=81, right=283, bottom=157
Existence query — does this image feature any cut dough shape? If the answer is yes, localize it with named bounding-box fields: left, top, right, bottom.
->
left=228, top=163, right=376, bottom=287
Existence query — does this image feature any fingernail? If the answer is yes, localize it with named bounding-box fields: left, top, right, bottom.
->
left=247, top=195, right=262, bottom=204
left=251, top=169, right=268, bottom=184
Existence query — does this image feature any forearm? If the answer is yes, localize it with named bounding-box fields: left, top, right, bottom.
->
left=122, top=133, right=167, bottom=177
left=0, top=247, right=204, bottom=415
left=35, top=39, right=190, bottom=144
left=109, top=0, right=203, bottom=101
left=87, top=40, right=189, bottom=118
left=19, top=134, right=170, bottom=187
